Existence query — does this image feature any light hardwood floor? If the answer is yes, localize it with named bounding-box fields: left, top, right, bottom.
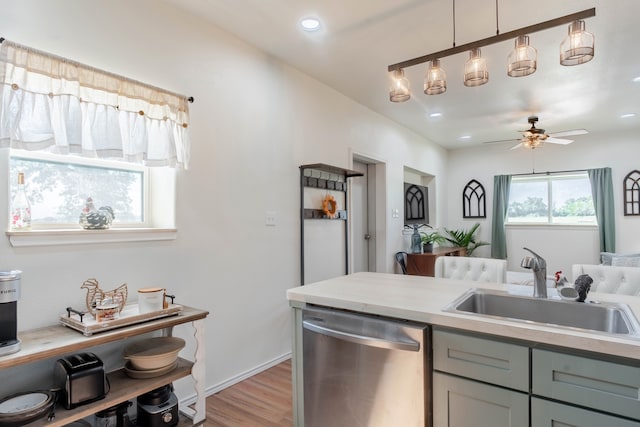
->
left=204, top=359, right=293, bottom=426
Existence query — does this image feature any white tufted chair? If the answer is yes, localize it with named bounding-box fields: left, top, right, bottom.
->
left=571, top=264, right=640, bottom=296
left=434, top=256, right=507, bottom=284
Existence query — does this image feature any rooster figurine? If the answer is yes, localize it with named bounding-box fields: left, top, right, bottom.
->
left=79, top=197, right=114, bottom=230
left=81, top=278, right=128, bottom=318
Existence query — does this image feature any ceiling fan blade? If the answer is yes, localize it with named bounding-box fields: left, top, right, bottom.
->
left=546, top=137, right=573, bottom=144
left=481, top=138, right=519, bottom=145
left=548, top=129, right=588, bottom=138
left=510, top=142, right=524, bottom=150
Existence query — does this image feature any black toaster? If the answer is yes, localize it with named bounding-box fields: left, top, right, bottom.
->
left=54, top=352, right=107, bottom=409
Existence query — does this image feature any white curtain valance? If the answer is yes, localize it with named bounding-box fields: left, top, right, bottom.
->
left=0, top=39, right=191, bottom=168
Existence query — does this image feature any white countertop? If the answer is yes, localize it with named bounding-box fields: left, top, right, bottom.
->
left=287, top=272, right=640, bottom=360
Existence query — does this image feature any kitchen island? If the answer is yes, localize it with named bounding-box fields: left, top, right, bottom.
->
left=287, top=272, right=640, bottom=427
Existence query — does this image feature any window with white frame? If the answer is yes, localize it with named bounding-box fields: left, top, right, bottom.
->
left=10, top=151, right=147, bottom=229
left=506, top=172, right=596, bottom=225
left=0, top=39, right=188, bottom=240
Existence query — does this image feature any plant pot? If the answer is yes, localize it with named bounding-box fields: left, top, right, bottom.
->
left=423, top=243, right=433, bottom=253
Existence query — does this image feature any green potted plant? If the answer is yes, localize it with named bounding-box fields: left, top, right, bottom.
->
left=442, top=223, right=489, bottom=256
left=421, top=231, right=446, bottom=253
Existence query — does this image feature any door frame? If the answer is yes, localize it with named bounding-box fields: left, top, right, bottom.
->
left=349, top=149, right=387, bottom=274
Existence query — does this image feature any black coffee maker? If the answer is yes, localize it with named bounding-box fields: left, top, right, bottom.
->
left=137, top=385, right=179, bottom=427
left=95, top=401, right=132, bottom=427
left=0, top=270, right=21, bottom=356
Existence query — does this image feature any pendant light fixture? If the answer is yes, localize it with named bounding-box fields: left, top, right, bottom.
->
left=389, top=69, right=410, bottom=102
left=464, top=48, right=489, bottom=87
left=508, top=35, right=537, bottom=77
left=386, top=7, right=595, bottom=102
left=560, top=20, right=594, bottom=66
left=424, top=59, right=447, bottom=95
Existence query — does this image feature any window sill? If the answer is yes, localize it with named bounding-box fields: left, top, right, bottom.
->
left=505, top=223, right=598, bottom=230
left=6, top=228, right=177, bottom=247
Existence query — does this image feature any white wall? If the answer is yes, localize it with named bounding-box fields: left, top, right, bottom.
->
left=447, top=129, right=640, bottom=275
left=0, top=0, right=447, bottom=398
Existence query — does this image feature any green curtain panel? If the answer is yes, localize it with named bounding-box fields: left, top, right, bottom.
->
left=491, top=175, right=511, bottom=259
left=588, top=167, right=616, bottom=252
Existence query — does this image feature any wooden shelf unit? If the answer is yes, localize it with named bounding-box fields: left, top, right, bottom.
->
left=29, top=358, right=193, bottom=427
left=0, top=306, right=208, bottom=426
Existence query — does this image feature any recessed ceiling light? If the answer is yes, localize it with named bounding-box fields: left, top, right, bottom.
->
left=300, top=17, right=321, bottom=32
left=459, top=135, right=471, bottom=140
left=620, top=113, right=637, bottom=118
left=633, top=76, right=640, bottom=83
left=429, top=112, right=442, bottom=118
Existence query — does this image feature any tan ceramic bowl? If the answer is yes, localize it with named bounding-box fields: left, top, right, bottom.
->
left=123, top=337, right=185, bottom=371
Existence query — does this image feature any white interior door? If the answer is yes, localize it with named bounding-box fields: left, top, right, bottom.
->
left=352, top=160, right=376, bottom=272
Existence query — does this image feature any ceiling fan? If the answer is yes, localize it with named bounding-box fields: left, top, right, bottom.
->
left=510, top=116, right=588, bottom=150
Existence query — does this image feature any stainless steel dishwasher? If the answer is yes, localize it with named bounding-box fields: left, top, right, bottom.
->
left=302, top=306, right=430, bottom=427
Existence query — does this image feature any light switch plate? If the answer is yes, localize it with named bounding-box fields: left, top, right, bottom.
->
left=265, top=211, right=277, bottom=226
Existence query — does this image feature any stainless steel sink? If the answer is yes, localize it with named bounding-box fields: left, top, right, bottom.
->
left=443, top=288, right=640, bottom=335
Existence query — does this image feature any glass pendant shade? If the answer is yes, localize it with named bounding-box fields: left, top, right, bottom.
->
left=424, top=59, right=447, bottom=95
left=508, top=35, right=537, bottom=77
left=464, top=48, right=489, bottom=87
left=389, top=69, right=410, bottom=102
left=560, top=20, right=594, bottom=66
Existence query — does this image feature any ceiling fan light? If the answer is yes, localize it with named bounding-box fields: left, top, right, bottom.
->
left=424, top=59, right=447, bottom=95
left=522, top=137, right=543, bottom=149
left=464, top=48, right=489, bottom=87
left=560, top=20, right=594, bottom=66
left=508, top=35, right=537, bottom=77
left=389, top=69, right=411, bottom=102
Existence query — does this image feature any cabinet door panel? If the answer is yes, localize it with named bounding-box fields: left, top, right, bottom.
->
left=433, top=329, right=529, bottom=392
left=433, top=372, right=528, bottom=427
left=533, top=349, right=640, bottom=421
left=532, top=397, right=640, bottom=427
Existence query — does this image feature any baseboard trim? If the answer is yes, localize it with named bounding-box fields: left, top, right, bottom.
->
left=179, top=352, right=292, bottom=408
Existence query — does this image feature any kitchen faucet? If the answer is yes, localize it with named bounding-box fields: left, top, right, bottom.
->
left=521, top=247, right=547, bottom=298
